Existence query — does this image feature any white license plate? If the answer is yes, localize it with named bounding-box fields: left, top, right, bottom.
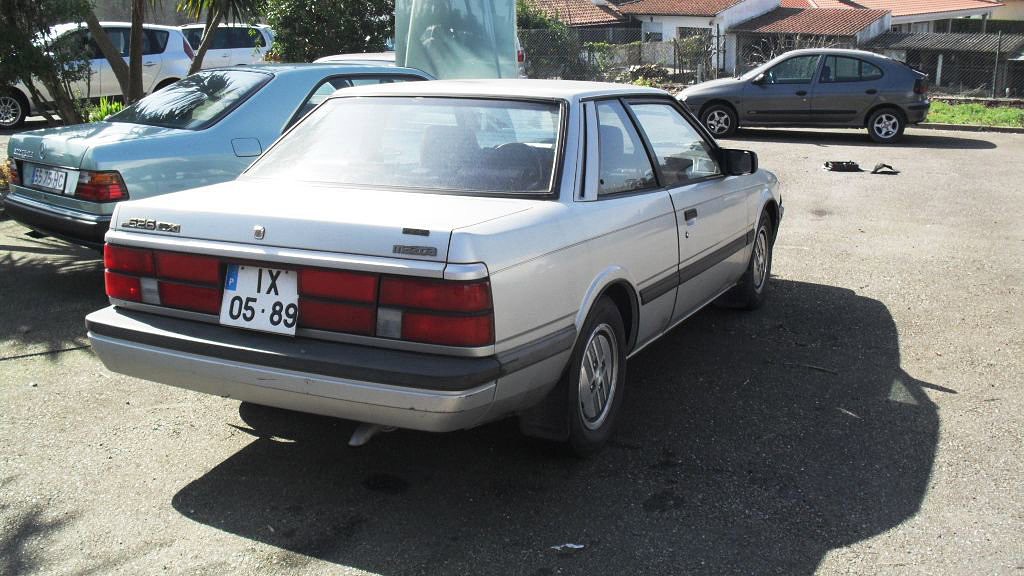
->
left=30, top=166, right=67, bottom=192
left=219, top=264, right=299, bottom=336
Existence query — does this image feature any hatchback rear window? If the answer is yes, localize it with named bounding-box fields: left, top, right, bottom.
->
left=246, top=97, right=563, bottom=196
left=108, top=70, right=270, bottom=130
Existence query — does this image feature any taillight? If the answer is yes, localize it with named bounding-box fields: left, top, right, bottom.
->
left=914, top=78, right=928, bottom=95
left=155, top=252, right=220, bottom=284
left=76, top=170, right=128, bottom=202
left=299, top=300, right=375, bottom=335
left=299, top=269, right=377, bottom=302
left=104, top=244, right=154, bottom=275
left=517, top=48, right=525, bottom=63
left=377, top=277, right=494, bottom=347
left=380, top=277, right=491, bottom=312
left=401, top=312, right=493, bottom=347
left=4, top=157, right=19, bottom=186
left=183, top=38, right=195, bottom=60
left=158, top=282, right=221, bottom=314
left=105, top=272, right=143, bottom=302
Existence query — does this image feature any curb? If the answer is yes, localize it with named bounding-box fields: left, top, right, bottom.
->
left=915, top=123, right=1024, bottom=134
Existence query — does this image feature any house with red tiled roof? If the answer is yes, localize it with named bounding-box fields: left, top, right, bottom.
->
left=776, top=0, right=1004, bottom=32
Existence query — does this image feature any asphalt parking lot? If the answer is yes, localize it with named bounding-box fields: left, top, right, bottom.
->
left=1, top=126, right=1022, bottom=575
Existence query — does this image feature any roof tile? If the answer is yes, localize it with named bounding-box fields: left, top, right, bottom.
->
left=732, top=7, right=888, bottom=36
left=617, top=0, right=745, bottom=16
left=525, top=0, right=627, bottom=26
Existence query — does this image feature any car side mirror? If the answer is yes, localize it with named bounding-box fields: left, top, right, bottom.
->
left=752, top=73, right=766, bottom=85
left=722, top=149, right=758, bottom=175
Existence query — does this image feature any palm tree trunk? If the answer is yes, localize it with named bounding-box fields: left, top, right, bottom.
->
left=188, top=9, right=225, bottom=75
left=128, top=0, right=145, bottom=102
left=85, top=10, right=131, bottom=98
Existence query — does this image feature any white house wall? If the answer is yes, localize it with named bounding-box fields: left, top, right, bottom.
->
left=855, top=13, right=892, bottom=45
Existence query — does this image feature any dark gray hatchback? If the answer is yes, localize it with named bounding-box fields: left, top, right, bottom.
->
left=678, top=48, right=930, bottom=143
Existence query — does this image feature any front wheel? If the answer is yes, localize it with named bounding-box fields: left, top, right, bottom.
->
left=567, top=297, right=627, bottom=457
left=719, top=208, right=774, bottom=310
left=867, top=108, right=905, bottom=143
left=701, top=104, right=738, bottom=138
left=0, top=91, right=28, bottom=129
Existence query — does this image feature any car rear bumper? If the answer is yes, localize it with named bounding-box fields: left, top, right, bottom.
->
left=86, top=306, right=574, bottom=432
left=906, top=102, right=930, bottom=124
left=3, top=190, right=109, bottom=249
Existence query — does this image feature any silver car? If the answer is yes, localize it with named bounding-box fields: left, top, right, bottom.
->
left=679, top=48, right=930, bottom=143
left=1, top=22, right=195, bottom=129
left=86, top=80, right=782, bottom=455
left=3, top=64, right=430, bottom=248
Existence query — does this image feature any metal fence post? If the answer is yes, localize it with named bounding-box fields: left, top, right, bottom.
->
left=992, top=31, right=1002, bottom=99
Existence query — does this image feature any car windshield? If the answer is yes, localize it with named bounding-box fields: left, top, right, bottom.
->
left=246, top=96, right=562, bottom=195
left=107, top=70, right=270, bottom=130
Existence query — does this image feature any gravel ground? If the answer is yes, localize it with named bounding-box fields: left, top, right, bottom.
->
left=1, top=126, right=1022, bottom=575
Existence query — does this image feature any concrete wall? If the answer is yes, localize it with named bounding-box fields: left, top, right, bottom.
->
left=992, top=0, right=1024, bottom=20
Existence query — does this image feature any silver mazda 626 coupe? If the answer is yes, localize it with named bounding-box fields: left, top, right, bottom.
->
left=86, top=79, right=783, bottom=455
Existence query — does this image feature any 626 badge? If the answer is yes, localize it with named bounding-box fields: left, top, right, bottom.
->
left=219, top=264, right=299, bottom=336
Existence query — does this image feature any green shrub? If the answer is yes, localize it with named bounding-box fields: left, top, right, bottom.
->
left=87, top=97, right=124, bottom=122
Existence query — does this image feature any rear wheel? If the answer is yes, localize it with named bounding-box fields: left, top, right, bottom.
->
left=701, top=103, right=737, bottom=138
left=867, top=108, right=905, bottom=143
left=566, top=297, right=627, bottom=456
left=0, top=91, right=28, bottom=129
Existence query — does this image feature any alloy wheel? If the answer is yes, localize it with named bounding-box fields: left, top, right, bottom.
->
left=0, top=95, right=21, bottom=127
left=752, top=227, right=768, bottom=292
left=577, top=323, right=619, bottom=431
left=705, top=110, right=731, bottom=135
left=872, top=113, right=899, bottom=140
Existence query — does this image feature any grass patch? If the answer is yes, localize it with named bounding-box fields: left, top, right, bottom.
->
left=926, top=101, right=1024, bottom=127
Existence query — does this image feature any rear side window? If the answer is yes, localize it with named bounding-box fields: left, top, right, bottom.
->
left=182, top=28, right=202, bottom=50
left=143, top=30, right=168, bottom=55
left=821, top=56, right=884, bottom=83
left=596, top=100, right=656, bottom=196
left=108, top=69, right=269, bottom=130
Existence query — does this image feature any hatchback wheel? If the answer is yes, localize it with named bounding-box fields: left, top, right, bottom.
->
left=0, top=92, right=27, bottom=129
left=701, top=104, right=737, bottom=138
left=867, top=108, right=905, bottom=143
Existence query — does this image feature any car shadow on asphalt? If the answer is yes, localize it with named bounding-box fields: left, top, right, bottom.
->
left=170, top=279, right=941, bottom=575
left=730, top=127, right=997, bottom=150
left=0, top=229, right=104, bottom=360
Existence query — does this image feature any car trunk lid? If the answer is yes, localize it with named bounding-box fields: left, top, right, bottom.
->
left=112, top=179, right=536, bottom=262
left=9, top=122, right=189, bottom=170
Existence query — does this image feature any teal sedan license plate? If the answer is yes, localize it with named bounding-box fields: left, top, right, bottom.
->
left=219, top=264, right=299, bottom=335
left=30, top=166, right=67, bottom=192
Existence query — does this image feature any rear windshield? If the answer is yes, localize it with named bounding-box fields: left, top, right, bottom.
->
left=246, top=97, right=562, bottom=195
left=108, top=70, right=269, bottom=130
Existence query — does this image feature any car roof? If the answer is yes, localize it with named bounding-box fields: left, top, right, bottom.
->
left=784, top=48, right=890, bottom=60
left=199, top=63, right=428, bottom=77
left=180, top=23, right=270, bottom=29
left=329, top=79, right=668, bottom=102
left=315, top=52, right=396, bottom=64
left=97, top=21, right=183, bottom=32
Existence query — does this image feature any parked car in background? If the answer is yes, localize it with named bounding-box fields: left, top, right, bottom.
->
left=86, top=79, right=782, bottom=455
left=3, top=64, right=430, bottom=248
left=181, top=23, right=274, bottom=68
left=678, top=48, right=930, bottom=143
left=0, top=22, right=194, bottom=129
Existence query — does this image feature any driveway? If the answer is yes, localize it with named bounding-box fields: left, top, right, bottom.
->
left=0, top=127, right=1021, bottom=575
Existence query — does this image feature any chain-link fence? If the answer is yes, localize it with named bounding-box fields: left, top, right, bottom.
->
left=862, top=34, right=1024, bottom=98
left=518, top=27, right=722, bottom=85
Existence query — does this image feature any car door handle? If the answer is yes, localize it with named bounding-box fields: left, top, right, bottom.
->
left=684, top=208, right=698, bottom=222
left=865, top=88, right=878, bottom=95
left=143, top=61, right=157, bottom=67
left=795, top=90, right=807, bottom=96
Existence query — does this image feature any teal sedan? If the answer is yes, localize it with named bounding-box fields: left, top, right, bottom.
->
left=3, top=64, right=430, bottom=248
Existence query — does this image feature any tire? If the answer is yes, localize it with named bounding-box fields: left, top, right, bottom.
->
left=0, top=90, right=28, bottom=129
left=867, top=108, right=905, bottom=143
left=721, top=207, right=774, bottom=310
left=701, top=103, right=737, bottom=138
left=566, top=297, right=627, bottom=457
